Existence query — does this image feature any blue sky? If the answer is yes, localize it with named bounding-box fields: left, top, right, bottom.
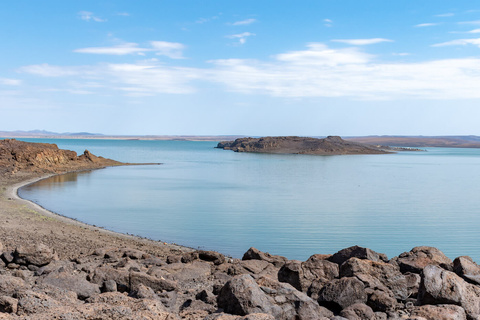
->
left=2, top=1, right=480, bottom=136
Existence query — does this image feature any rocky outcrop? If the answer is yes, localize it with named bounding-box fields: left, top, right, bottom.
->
left=216, top=136, right=390, bottom=155
left=2, top=240, right=480, bottom=319
left=0, top=139, right=123, bottom=176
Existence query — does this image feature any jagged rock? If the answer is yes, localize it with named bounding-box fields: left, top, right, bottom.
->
left=204, top=313, right=276, bottom=320
left=1, top=251, right=14, bottom=264
left=238, top=259, right=280, bottom=279
left=16, top=290, right=65, bottom=315
left=40, top=270, right=101, bottom=300
left=242, top=247, right=287, bottom=268
left=454, top=256, right=480, bottom=285
left=130, top=283, right=159, bottom=300
left=393, top=246, right=452, bottom=274
left=196, top=289, right=216, bottom=304
left=13, top=243, right=57, bottom=267
left=0, top=274, right=28, bottom=297
left=130, top=271, right=177, bottom=292
left=122, top=248, right=147, bottom=260
left=339, top=303, right=376, bottom=320
left=278, top=256, right=338, bottom=293
left=318, top=277, right=367, bottom=312
left=405, top=272, right=421, bottom=298
left=329, top=246, right=387, bottom=266
left=198, top=250, right=226, bottom=265
left=410, top=304, right=467, bottom=320
left=367, top=290, right=397, bottom=312
left=340, top=257, right=408, bottom=301
left=92, top=266, right=130, bottom=292
left=418, top=264, right=480, bottom=319
left=0, top=295, right=18, bottom=313
left=218, top=274, right=332, bottom=319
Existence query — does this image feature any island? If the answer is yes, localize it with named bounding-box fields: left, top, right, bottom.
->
left=217, top=136, right=394, bottom=155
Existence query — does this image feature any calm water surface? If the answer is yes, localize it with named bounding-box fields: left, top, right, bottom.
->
left=16, top=138, right=480, bottom=261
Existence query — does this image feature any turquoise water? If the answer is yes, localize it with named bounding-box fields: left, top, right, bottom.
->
left=15, top=138, right=480, bottom=261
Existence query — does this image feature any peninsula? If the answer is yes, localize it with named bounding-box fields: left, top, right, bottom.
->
left=217, top=136, right=390, bottom=155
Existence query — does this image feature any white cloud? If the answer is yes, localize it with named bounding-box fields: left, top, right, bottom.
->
left=116, top=12, right=130, bottom=17
left=78, top=11, right=106, bottom=22
left=432, top=38, right=480, bottom=48
left=74, top=41, right=186, bottom=58
left=18, top=43, right=480, bottom=101
left=467, top=29, right=480, bottom=33
left=392, top=52, right=410, bottom=56
left=232, top=18, right=256, bottom=26
left=0, top=78, right=21, bottom=86
left=414, top=23, right=439, bottom=27
left=226, top=32, right=255, bottom=45
left=331, top=38, right=393, bottom=45
left=436, top=13, right=454, bottom=17
left=324, top=19, right=333, bottom=23
left=459, top=20, right=480, bottom=25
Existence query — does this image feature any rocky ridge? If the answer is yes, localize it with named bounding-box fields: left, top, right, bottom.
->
left=0, top=139, right=123, bottom=177
left=216, top=136, right=390, bottom=155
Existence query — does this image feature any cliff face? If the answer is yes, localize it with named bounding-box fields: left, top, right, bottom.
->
left=0, top=139, right=122, bottom=176
left=217, top=136, right=389, bottom=155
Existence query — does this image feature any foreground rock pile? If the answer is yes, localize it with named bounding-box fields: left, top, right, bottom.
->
left=1, top=243, right=478, bottom=320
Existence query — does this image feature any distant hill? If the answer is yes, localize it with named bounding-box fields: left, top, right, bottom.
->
left=346, top=136, right=480, bottom=148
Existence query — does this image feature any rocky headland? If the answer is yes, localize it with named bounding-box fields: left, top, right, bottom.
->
left=217, top=136, right=391, bottom=155
left=0, top=139, right=478, bottom=319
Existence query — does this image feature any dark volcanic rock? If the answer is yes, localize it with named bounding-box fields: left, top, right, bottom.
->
left=13, top=243, right=57, bottom=267
left=242, top=247, right=287, bottom=268
left=454, top=256, right=480, bottom=286
left=318, top=277, right=367, bottom=312
left=410, top=304, right=467, bottom=320
left=217, top=136, right=389, bottom=155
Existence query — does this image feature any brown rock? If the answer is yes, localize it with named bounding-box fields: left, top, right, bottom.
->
left=13, top=243, right=56, bottom=267
left=198, top=250, right=226, bottom=265
left=405, top=272, right=421, bottom=298
left=339, top=303, right=376, bottom=320
left=410, top=304, right=467, bottom=320
left=418, top=264, right=480, bottom=319
left=130, top=271, right=177, bottom=292
left=454, top=256, right=480, bottom=285
left=318, top=277, right=367, bottom=312
left=340, top=257, right=408, bottom=300
left=0, top=275, right=28, bottom=297
left=329, top=246, right=388, bottom=266
left=278, top=256, right=338, bottom=293
left=393, top=246, right=452, bottom=274
left=242, top=247, right=287, bottom=268
left=40, top=270, right=101, bottom=300
left=91, top=266, right=130, bottom=292
left=239, top=259, right=279, bottom=279
left=204, top=313, right=276, bottom=320
left=0, top=295, right=18, bottom=313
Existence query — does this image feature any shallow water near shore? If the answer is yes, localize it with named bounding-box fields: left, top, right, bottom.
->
left=16, top=138, right=480, bottom=261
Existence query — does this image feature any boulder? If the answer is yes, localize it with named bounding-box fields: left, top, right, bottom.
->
left=339, top=303, right=376, bottom=320
left=198, top=250, right=226, bottom=265
left=329, top=246, right=387, bottom=266
left=454, top=256, right=480, bottom=285
left=204, top=313, right=276, bottom=320
left=130, top=271, right=177, bottom=292
left=393, top=246, right=452, bottom=274
left=318, top=277, right=367, bottom=312
left=217, top=274, right=332, bottom=319
left=405, top=272, right=421, bottom=298
left=242, top=248, right=287, bottom=268
left=340, top=257, right=408, bottom=300
left=13, top=243, right=57, bottom=267
left=0, top=295, right=18, bottom=313
left=418, top=264, right=480, bottom=319
left=239, top=259, right=280, bottom=279
left=278, top=256, right=338, bottom=293
left=91, top=265, right=130, bottom=292
left=410, top=304, right=467, bottom=320
left=1, top=251, right=14, bottom=264
left=0, top=274, right=28, bottom=297
left=40, top=270, right=101, bottom=300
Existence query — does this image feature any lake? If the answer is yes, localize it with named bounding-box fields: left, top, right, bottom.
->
left=16, top=138, right=480, bottom=261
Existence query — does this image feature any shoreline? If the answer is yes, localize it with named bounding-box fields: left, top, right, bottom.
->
left=0, top=167, right=194, bottom=260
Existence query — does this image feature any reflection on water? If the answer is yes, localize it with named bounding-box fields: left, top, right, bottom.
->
left=17, top=140, right=480, bottom=262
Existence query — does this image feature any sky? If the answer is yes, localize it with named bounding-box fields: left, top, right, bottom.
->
left=2, top=1, right=480, bottom=136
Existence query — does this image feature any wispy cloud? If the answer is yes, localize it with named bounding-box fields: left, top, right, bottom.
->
left=459, top=20, right=480, bottom=25
left=196, top=14, right=220, bottom=24
left=414, top=23, right=439, bottom=27
left=467, top=29, right=480, bottom=33
left=19, top=42, right=480, bottom=100
left=232, top=18, right=256, bottom=26
left=324, top=18, right=333, bottom=27
left=226, top=32, right=255, bottom=45
left=116, top=12, right=130, bottom=17
left=432, top=38, right=480, bottom=48
left=78, top=11, right=106, bottom=22
left=74, top=41, right=186, bottom=59
left=0, top=78, right=21, bottom=86
left=331, top=38, right=393, bottom=46
left=436, top=13, right=454, bottom=17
